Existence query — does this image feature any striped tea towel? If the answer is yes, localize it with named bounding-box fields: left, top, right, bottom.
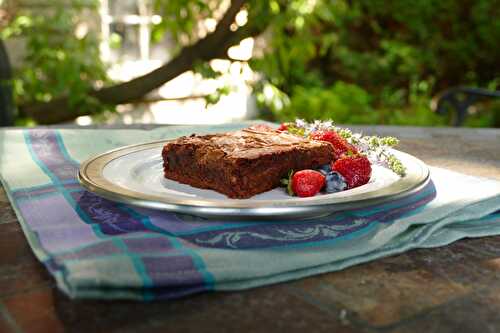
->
left=0, top=124, right=499, bottom=300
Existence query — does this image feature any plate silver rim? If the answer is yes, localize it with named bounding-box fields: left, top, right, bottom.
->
left=78, top=139, right=430, bottom=220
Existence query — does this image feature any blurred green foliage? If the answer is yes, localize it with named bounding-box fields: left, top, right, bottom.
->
left=1, top=0, right=112, bottom=121
left=152, top=0, right=213, bottom=47
left=2, top=0, right=499, bottom=126
left=253, top=0, right=500, bottom=126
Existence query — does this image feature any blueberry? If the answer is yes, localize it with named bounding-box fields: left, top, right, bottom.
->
left=325, top=171, right=347, bottom=193
left=317, top=164, right=332, bottom=175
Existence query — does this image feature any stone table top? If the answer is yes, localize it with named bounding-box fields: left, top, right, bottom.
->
left=1, top=125, right=500, bottom=333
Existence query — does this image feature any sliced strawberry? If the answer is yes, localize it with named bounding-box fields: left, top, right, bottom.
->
left=331, top=155, right=372, bottom=189
left=310, top=130, right=358, bottom=160
left=291, top=170, right=326, bottom=197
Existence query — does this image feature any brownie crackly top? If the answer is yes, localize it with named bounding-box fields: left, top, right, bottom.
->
left=162, top=127, right=334, bottom=198
left=174, top=128, right=330, bottom=159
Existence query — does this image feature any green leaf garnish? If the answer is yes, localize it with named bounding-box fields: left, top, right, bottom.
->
left=286, top=169, right=295, bottom=196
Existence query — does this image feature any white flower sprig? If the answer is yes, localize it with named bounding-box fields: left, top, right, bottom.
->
left=285, top=119, right=407, bottom=176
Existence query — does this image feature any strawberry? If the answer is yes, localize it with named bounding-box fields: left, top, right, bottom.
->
left=331, top=155, right=372, bottom=189
left=310, top=130, right=358, bottom=160
left=291, top=170, right=326, bottom=197
left=277, top=123, right=288, bottom=132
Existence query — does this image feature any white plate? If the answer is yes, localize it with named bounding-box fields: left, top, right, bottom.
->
left=78, top=140, right=430, bottom=220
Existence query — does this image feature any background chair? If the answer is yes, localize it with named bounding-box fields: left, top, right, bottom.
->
left=434, top=86, right=500, bottom=126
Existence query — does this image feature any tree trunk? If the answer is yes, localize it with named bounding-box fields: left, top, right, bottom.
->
left=0, top=39, right=15, bottom=126
left=19, top=0, right=262, bottom=125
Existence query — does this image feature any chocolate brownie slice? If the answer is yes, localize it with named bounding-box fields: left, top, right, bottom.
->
left=162, top=128, right=334, bottom=199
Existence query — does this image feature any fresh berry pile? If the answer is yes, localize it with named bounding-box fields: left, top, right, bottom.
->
left=277, top=119, right=405, bottom=198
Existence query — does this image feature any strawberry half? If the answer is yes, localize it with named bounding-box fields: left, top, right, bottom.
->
left=291, top=170, right=326, bottom=197
left=331, top=155, right=372, bottom=189
left=310, top=130, right=358, bottom=160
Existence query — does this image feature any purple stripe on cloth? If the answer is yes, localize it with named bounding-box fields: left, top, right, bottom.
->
left=376, top=191, right=436, bottom=223
left=54, top=240, right=122, bottom=261
left=28, top=130, right=79, bottom=182
left=35, top=225, right=103, bottom=253
left=16, top=192, right=99, bottom=252
left=180, top=183, right=437, bottom=249
left=123, top=237, right=174, bottom=254
left=133, top=208, right=230, bottom=233
left=142, top=256, right=206, bottom=287
left=71, top=191, right=150, bottom=236
left=13, top=173, right=101, bottom=252
left=184, top=219, right=372, bottom=249
left=17, top=192, right=91, bottom=230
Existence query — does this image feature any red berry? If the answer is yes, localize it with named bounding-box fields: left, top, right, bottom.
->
left=291, top=170, right=326, bottom=197
left=277, top=123, right=288, bottom=132
left=332, top=155, right=372, bottom=189
left=310, top=130, right=358, bottom=160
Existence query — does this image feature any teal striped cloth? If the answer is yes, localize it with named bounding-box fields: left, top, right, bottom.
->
left=0, top=124, right=499, bottom=300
